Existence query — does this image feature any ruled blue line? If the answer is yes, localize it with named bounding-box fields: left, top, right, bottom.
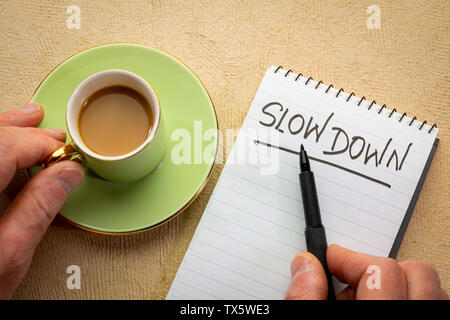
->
left=224, top=170, right=301, bottom=202
left=215, top=184, right=390, bottom=254
left=246, top=157, right=406, bottom=219
left=243, top=140, right=415, bottom=198
left=259, top=155, right=408, bottom=211
left=243, top=139, right=414, bottom=203
left=324, top=226, right=389, bottom=255
left=243, top=138, right=416, bottom=195
left=225, top=170, right=301, bottom=202
left=252, top=144, right=414, bottom=198
left=177, top=280, right=223, bottom=300
left=210, top=197, right=304, bottom=237
left=318, top=191, right=400, bottom=226
left=200, top=225, right=291, bottom=263
left=212, top=194, right=394, bottom=240
left=316, top=174, right=406, bottom=210
left=190, top=253, right=286, bottom=294
left=231, top=158, right=398, bottom=223
left=184, top=267, right=263, bottom=300
left=320, top=208, right=394, bottom=240
left=194, top=239, right=291, bottom=280
left=224, top=169, right=401, bottom=226
left=206, top=210, right=302, bottom=251
left=265, top=160, right=406, bottom=211
left=218, top=183, right=302, bottom=220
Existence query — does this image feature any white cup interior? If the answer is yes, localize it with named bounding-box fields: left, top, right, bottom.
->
left=66, top=69, right=160, bottom=161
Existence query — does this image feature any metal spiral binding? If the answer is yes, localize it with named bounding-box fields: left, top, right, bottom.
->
left=378, top=104, right=386, bottom=114
left=274, top=66, right=437, bottom=133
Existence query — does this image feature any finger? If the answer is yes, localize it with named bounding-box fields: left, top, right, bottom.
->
left=22, top=127, right=66, bottom=142
left=327, top=244, right=407, bottom=299
left=284, top=252, right=328, bottom=300
left=0, top=160, right=84, bottom=252
left=0, top=161, right=84, bottom=298
left=0, top=129, right=64, bottom=191
left=0, top=103, right=44, bottom=127
left=399, top=260, right=442, bottom=300
left=336, top=286, right=356, bottom=300
left=327, top=244, right=379, bottom=288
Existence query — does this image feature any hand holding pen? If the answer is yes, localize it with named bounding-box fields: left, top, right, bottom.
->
left=284, top=144, right=447, bottom=300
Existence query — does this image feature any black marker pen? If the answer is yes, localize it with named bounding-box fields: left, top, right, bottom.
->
left=299, top=144, right=336, bottom=300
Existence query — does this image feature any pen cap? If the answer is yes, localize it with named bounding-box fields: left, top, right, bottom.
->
left=299, top=171, right=323, bottom=227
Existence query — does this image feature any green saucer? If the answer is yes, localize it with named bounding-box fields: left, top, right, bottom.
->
left=30, top=43, right=218, bottom=234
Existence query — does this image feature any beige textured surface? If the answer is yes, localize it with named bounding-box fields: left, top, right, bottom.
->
left=0, top=0, right=448, bottom=299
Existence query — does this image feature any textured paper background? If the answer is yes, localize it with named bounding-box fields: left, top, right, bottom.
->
left=0, top=0, right=448, bottom=299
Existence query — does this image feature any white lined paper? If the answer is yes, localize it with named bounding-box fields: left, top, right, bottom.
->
left=167, top=66, right=438, bottom=299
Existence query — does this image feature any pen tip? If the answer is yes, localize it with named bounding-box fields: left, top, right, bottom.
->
left=299, top=143, right=310, bottom=172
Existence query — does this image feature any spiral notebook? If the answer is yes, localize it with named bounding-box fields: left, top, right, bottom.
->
left=167, top=66, right=439, bottom=300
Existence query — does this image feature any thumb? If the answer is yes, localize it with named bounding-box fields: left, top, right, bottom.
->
left=0, top=161, right=83, bottom=298
left=284, top=252, right=328, bottom=300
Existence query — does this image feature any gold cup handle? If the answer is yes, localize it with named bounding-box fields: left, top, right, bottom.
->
left=42, top=142, right=85, bottom=168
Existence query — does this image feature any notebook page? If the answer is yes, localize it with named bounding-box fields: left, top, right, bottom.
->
left=167, top=66, right=438, bottom=300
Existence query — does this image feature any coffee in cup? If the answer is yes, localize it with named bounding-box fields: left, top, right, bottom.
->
left=43, top=69, right=166, bottom=183
left=78, top=85, right=154, bottom=157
